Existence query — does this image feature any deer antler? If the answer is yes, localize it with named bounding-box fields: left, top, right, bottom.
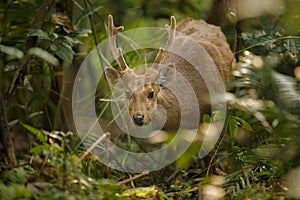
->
left=164, top=16, right=176, bottom=50
left=108, top=15, right=129, bottom=71
left=153, top=16, right=176, bottom=67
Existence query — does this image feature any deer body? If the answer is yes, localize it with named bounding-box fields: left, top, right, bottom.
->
left=105, top=16, right=234, bottom=130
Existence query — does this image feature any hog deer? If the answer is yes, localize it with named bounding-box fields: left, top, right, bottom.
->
left=105, top=15, right=235, bottom=131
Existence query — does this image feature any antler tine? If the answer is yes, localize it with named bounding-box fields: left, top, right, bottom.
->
left=152, top=48, right=165, bottom=68
left=164, top=16, right=176, bottom=51
left=108, top=15, right=129, bottom=71
left=153, top=16, right=176, bottom=68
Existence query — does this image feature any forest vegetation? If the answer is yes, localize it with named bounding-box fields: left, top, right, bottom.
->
left=0, top=0, right=300, bottom=199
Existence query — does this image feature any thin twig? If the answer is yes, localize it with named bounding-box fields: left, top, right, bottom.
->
left=76, top=132, right=110, bottom=165
left=72, top=0, right=83, bottom=10
left=117, top=171, right=150, bottom=185
left=83, top=0, right=110, bottom=71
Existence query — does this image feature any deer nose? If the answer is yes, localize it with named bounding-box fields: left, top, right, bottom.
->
left=133, top=114, right=144, bottom=126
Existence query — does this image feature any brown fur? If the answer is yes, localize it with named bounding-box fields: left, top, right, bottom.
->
left=176, top=18, right=234, bottom=81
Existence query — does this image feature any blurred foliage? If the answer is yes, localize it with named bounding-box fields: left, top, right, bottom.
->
left=223, top=50, right=300, bottom=199
left=0, top=0, right=300, bottom=199
left=0, top=126, right=128, bottom=200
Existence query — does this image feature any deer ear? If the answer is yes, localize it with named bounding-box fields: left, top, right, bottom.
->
left=158, top=63, right=176, bottom=86
left=105, top=67, right=120, bottom=88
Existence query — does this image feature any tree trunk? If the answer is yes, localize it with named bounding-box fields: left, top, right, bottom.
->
left=0, top=94, right=18, bottom=168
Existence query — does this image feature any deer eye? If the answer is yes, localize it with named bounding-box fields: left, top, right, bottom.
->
left=147, top=91, right=154, bottom=99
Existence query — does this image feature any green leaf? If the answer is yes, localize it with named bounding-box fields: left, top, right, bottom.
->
left=27, top=29, right=50, bottom=39
left=0, top=44, right=24, bottom=59
left=28, top=47, right=59, bottom=66
left=54, top=43, right=74, bottom=63
left=8, top=119, right=20, bottom=127
left=63, top=35, right=82, bottom=46
left=229, top=116, right=238, bottom=138
left=234, top=116, right=254, bottom=132
left=20, top=122, right=47, bottom=143
left=28, top=111, right=44, bottom=120
left=212, top=110, right=226, bottom=121
left=202, top=114, right=211, bottom=123
left=30, top=144, right=49, bottom=154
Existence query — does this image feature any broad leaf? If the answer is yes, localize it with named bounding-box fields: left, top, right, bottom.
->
left=54, top=42, right=74, bottom=63
left=28, top=47, right=59, bottom=66
left=20, top=122, right=47, bottom=143
left=0, top=44, right=24, bottom=59
left=27, top=29, right=50, bottom=39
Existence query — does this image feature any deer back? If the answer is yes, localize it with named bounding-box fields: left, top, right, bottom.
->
left=170, top=18, right=234, bottom=82
left=154, top=18, right=234, bottom=129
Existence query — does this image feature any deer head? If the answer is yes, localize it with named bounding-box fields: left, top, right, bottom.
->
left=105, top=15, right=176, bottom=127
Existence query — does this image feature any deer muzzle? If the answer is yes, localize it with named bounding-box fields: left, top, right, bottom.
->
left=133, top=114, right=145, bottom=126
